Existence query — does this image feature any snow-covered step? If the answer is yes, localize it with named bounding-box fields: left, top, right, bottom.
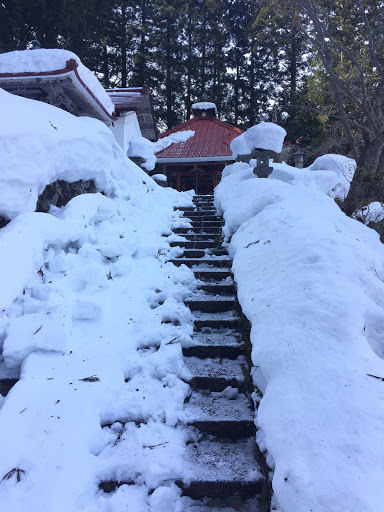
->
left=199, top=283, right=236, bottom=295
left=169, top=240, right=217, bottom=249
left=175, top=206, right=195, bottom=211
left=194, top=269, right=232, bottom=281
left=186, top=356, right=248, bottom=391
left=193, top=311, right=240, bottom=330
left=177, top=438, right=263, bottom=500
left=186, top=297, right=236, bottom=313
left=183, top=330, right=245, bottom=359
left=173, top=227, right=222, bottom=235
left=184, top=233, right=222, bottom=241
left=184, top=391, right=255, bottom=439
left=190, top=220, right=223, bottom=228
left=170, top=258, right=231, bottom=268
left=178, top=249, right=227, bottom=258
left=183, top=211, right=219, bottom=218
left=186, top=497, right=261, bottom=512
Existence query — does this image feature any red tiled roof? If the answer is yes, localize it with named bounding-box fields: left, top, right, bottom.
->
left=156, top=116, right=243, bottom=159
left=106, top=86, right=150, bottom=112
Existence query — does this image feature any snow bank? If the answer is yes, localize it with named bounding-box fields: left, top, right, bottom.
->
left=309, top=154, right=356, bottom=200
left=230, top=122, right=287, bottom=157
left=0, top=89, right=147, bottom=220
left=355, top=202, right=384, bottom=225
left=215, top=160, right=384, bottom=512
left=0, top=48, right=115, bottom=115
left=0, top=86, right=196, bottom=511
left=128, top=131, right=195, bottom=171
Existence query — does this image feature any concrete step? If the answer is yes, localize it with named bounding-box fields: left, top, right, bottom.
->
left=186, top=356, right=247, bottom=392
left=194, top=269, right=232, bottom=281
left=184, top=234, right=223, bottom=242
left=173, top=227, right=222, bottom=235
left=183, top=330, right=245, bottom=359
left=183, top=344, right=245, bottom=359
left=194, top=312, right=240, bottom=330
left=190, top=221, right=224, bottom=228
left=186, top=298, right=236, bottom=313
left=171, top=258, right=231, bottom=268
left=199, top=283, right=236, bottom=295
left=175, top=206, right=195, bottom=211
left=170, top=241, right=217, bottom=249
left=178, top=249, right=227, bottom=258
left=184, top=391, right=255, bottom=439
left=177, top=438, right=262, bottom=500
left=183, top=211, right=219, bottom=218
left=0, top=378, right=18, bottom=397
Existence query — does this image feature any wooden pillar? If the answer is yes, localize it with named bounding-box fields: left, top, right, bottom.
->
left=213, top=171, right=218, bottom=190
left=176, top=171, right=181, bottom=192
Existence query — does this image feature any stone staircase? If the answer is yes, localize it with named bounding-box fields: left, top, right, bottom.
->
left=171, top=195, right=270, bottom=511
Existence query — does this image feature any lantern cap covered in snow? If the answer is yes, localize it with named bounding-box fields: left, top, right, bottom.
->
left=230, top=122, right=287, bottom=158
left=192, top=102, right=217, bottom=118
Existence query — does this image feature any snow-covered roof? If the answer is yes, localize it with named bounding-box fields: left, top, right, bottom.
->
left=106, top=86, right=157, bottom=141
left=0, top=49, right=115, bottom=124
left=156, top=116, right=242, bottom=162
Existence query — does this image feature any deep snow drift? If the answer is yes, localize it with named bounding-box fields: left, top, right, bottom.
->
left=215, top=160, right=384, bottom=512
left=0, top=89, right=203, bottom=511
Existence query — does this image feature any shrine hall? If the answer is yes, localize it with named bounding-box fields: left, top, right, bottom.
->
left=155, top=102, right=243, bottom=194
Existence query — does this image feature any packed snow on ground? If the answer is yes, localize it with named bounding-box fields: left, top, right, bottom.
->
left=0, top=92, right=205, bottom=511
left=354, top=201, right=384, bottom=225
left=230, top=123, right=287, bottom=157
left=215, top=160, right=384, bottom=512
left=127, top=131, right=195, bottom=171
left=0, top=48, right=115, bottom=115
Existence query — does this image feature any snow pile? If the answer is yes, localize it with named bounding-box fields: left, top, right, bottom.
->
left=0, top=91, right=199, bottom=511
left=127, top=131, right=195, bottom=171
left=308, top=154, right=356, bottom=200
left=0, top=89, right=144, bottom=220
left=355, top=202, right=384, bottom=225
left=215, top=160, right=384, bottom=512
left=0, top=49, right=115, bottom=115
left=230, top=122, right=287, bottom=158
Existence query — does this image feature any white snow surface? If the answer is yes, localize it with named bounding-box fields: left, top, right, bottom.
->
left=0, top=91, right=202, bottom=511
left=215, top=162, right=384, bottom=512
left=0, top=49, right=115, bottom=115
left=309, top=153, right=356, bottom=200
left=355, top=201, right=384, bottom=225
left=230, top=122, right=287, bottom=157
left=0, top=88, right=136, bottom=220
left=191, top=102, right=216, bottom=110
left=127, top=131, right=195, bottom=171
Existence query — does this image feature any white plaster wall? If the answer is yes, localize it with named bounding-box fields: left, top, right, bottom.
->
left=109, top=112, right=142, bottom=153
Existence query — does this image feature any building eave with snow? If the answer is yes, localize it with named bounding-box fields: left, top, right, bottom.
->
left=106, top=86, right=158, bottom=152
left=155, top=102, right=243, bottom=194
left=0, top=49, right=116, bottom=125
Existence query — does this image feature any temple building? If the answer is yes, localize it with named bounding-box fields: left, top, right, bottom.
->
left=155, top=102, right=243, bottom=194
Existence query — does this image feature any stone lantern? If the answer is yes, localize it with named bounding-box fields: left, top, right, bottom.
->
left=292, top=150, right=305, bottom=168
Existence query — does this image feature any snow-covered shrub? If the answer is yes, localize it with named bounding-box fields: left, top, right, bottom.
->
left=308, top=153, right=356, bottom=201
